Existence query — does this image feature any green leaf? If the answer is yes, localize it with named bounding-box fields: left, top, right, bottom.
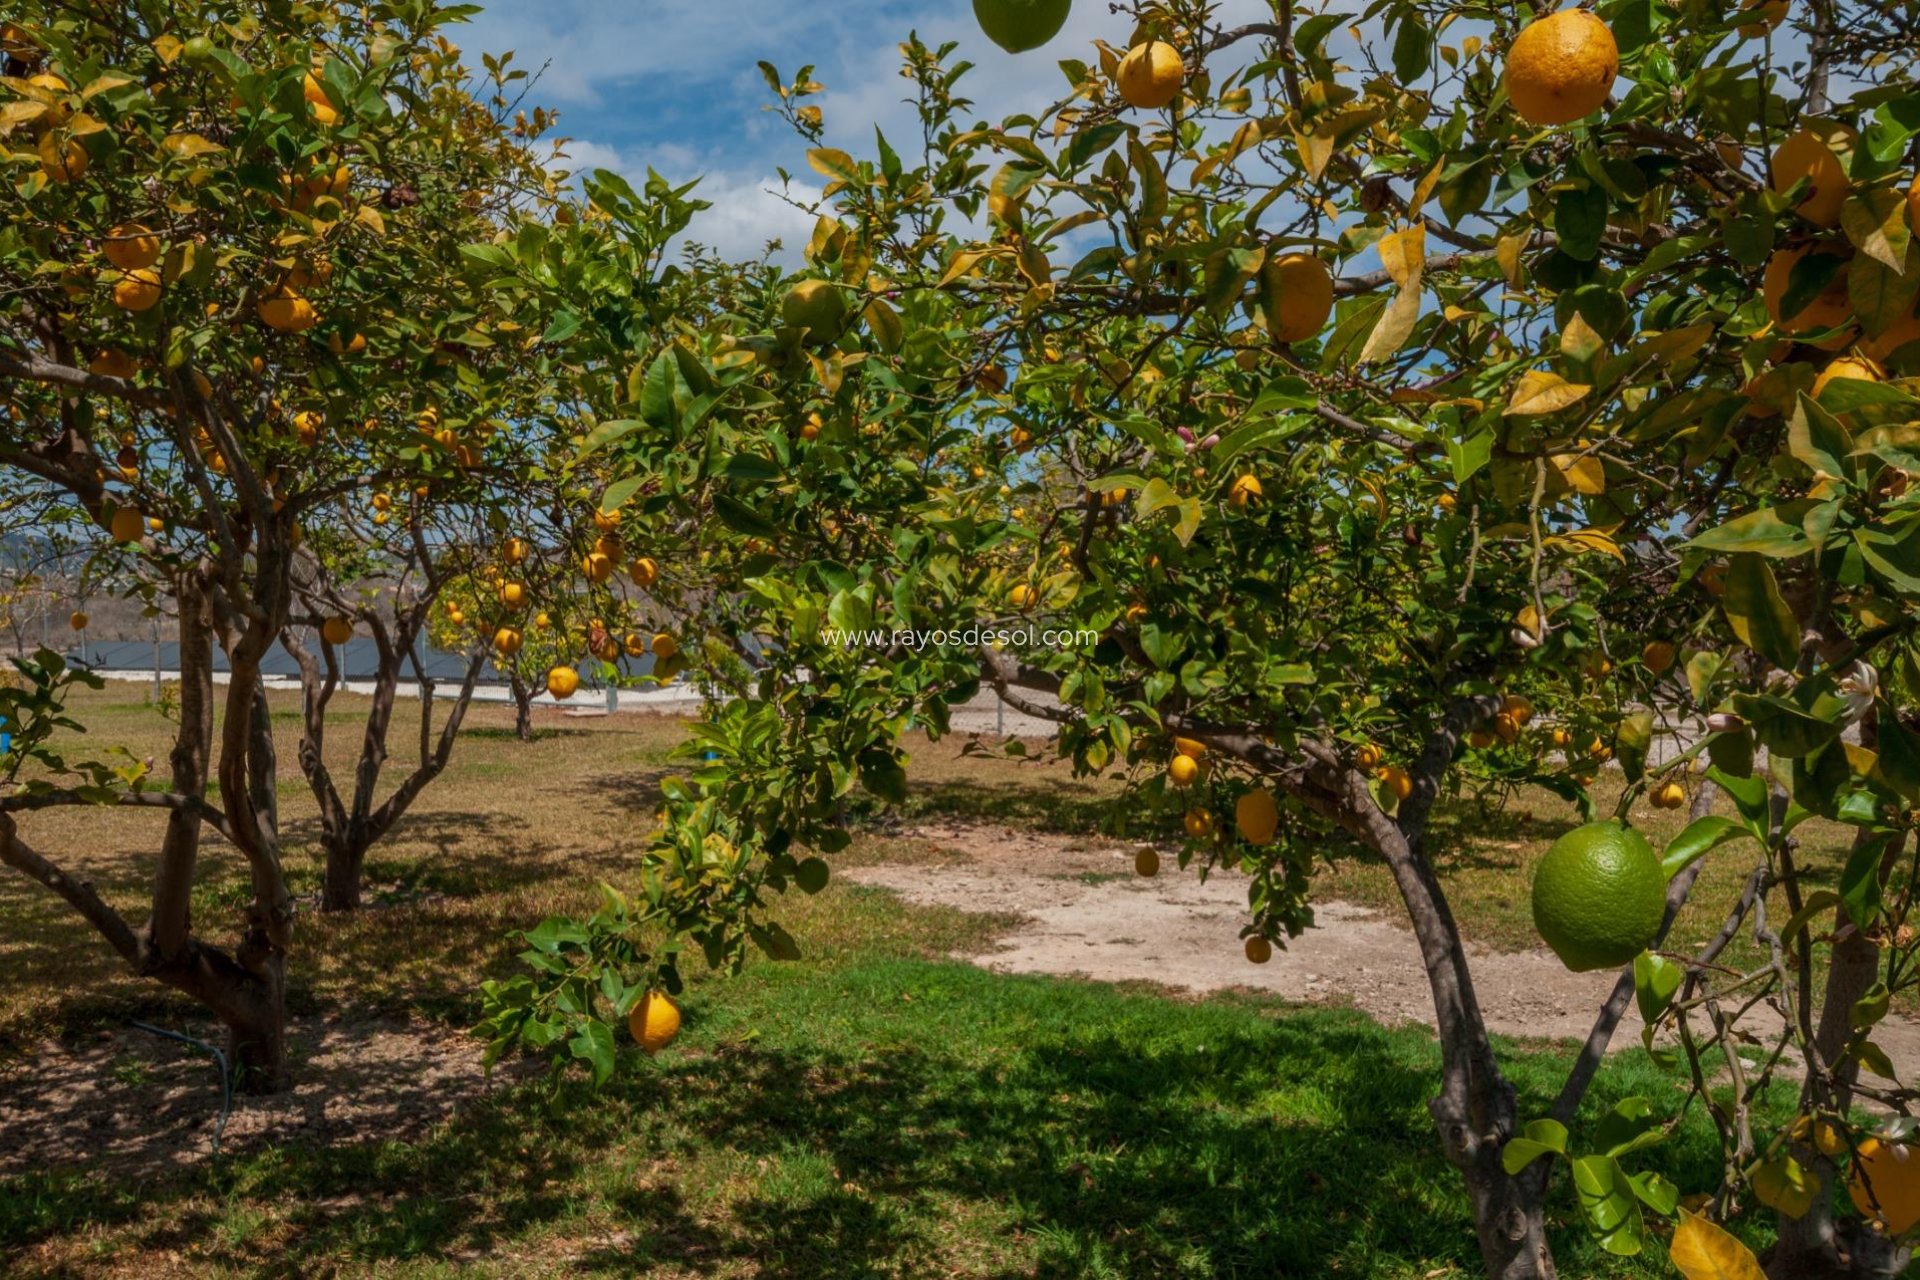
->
left=1721, top=555, right=1800, bottom=669
left=1661, top=816, right=1751, bottom=880
left=1841, top=186, right=1912, bottom=272
left=795, top=857, right=830, bottom=894
left=1555, top=186, right=1609, bottom=262
left=1573, top=1154, right=1647, bottom=1256
left=712, top=494, right=781, bottom=540
left=1838, top=833, right=1889, bottom=929
left=1687, top=507, right=1811, bottom=557
left=1203, top=245, right=1264, bottom=318
left=1499, top=1117, right=1569, bottom=1176
left=569, top=1019, right=615, bottom=1087
left=1788, top=395, right=1851, bottom=481
left=1732, top=692, right=1841, bottom=759
left=1635, top=951, right=1683, bottom=1025
left=1392, top=16, right=1431, bottom=83
left=1850, top=981, right=1891, bottom=1029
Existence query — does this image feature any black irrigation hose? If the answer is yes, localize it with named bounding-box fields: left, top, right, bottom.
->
left=125, top=1020, right=232, bottom=1158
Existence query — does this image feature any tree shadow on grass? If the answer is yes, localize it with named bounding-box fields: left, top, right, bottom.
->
left=2, top=958, right=1750, bottom=1279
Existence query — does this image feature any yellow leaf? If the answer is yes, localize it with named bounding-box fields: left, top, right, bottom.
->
left=151, top=34, right=183, bottom=64
left=1670, top=1210, right=1766, bottom=1280
left=1545, top=528, right=1625, bottom=561
left=1551, top=453, right=1607, bottom=494
left=1630, top=322, right=1714, bottom=367
left=82, top=74, right=135, bottom=98
left=354, top=204, right=387, bottom=236
left=1409, top=156, right=1445, bottom=212
left=1516, top=603, right=1545, bottom=638
left=938, top=248, right=994, bottom=288
left=1359, top=224, right=1427, bottom=363
left=1505, top=369, right=1590, bottom=416
left=162, top=133, right=225, bottom=158
left=1496, top=230, right=1528, bottom=287
left=1561, top=312, right=1605, bottom=361
left=1379, top=223, right=1426, bottom=288
left=806, top=147, right=859, bottom=185
left=1017, top=240, right=1051, bottom=287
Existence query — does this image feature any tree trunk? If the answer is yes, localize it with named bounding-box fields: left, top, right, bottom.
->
left=320, top=831, right=364, bottom=913
left=511, top=673, right=534, bottom=742
left=215, top=952, right=289, bottom=1094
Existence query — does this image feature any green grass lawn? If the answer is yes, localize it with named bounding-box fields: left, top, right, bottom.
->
left=3, top=892, right=1771, bottom=1279
left=0, top=686, right=1804, bottom=1276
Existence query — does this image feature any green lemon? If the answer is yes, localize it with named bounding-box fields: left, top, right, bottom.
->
left=780, top=280, right=847, bottom=344
left=1530, top=821, right=1665, bottom=972
left=973, top=0, right=1072, bottom=54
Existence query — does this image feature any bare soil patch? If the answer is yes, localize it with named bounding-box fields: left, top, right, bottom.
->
left=850, top=820, right=1920, bottom=1077
left=0, top=1015, right=538, bottom=1179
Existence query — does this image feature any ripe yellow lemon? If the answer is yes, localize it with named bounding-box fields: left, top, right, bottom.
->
left=1530, top=821, right=1665, bottom=971
left=500, top=581, right=528, bottom=609
left=495, top=627, right=524, bottom=656
left=257, top=287, right=319, bottom=332
left=1010, top=582, right=1036, bottom=609
left=1813, top=354, right=1881, bottom=397
left=1244, top=935, right=1273, bottom=964
left=1850, top=1138, right=1920, bottom=1235
left=1183, top=808, right=1214, bottom=839
left=1236, top=789, right=1279, bottom=845
left=1652, top=781, right=1686, bottom=810
left=1376, top=765, right=1413, bottom=802
left=628, top=990, right=681, bottom=1054
left=89, top=349, right=137, bottom=379
left=1260, top=252, right=1335, bottom=343
left=1228, top=474, right=1263, bottom=507
left=781, top=279, right=847, bottom=343
left=628, top=556, right=659, bottom=589
left=651, top=633, right=678, bottom=660
left=1504, top=9, right=1618, bottom=126
left=108, top=505, right=144, bottom=543
left=112, top=269, right=163, bottom=313
left=581, top=551, right=614, bottom=583
left=1173, top=736, right=1207, bottom=760
left=304, top=71, right=339, bottom=125
left=1864, top=308, right=1920, bottom=366
left=321, top=616, right=353, bottom=645
left=1771, top=129, right=1850, bottom=229
left=623, top=632, right=647, bottom=657
left=103, top=223, right=160, bottom=271
left=1169, top=754, right=1201, bottom=787
left=1355, top=743, right=1383, bottom=770
left=69, top=610, right=88, bottom=631
left=38, top=132, right=88, bottom=181
left=546, top=666, right=580, bottom=699
left=1116, top=41, right=1183, bottom=110
left=1134, top=847, right=1160, bottom=877
left=972, top=0, right=1071, bottom=53
left=1763, top=243, right=1853, bottom=342
left=502, top=537, right=529, bottom=565
left=1642, top=640, right=1676, bottom=674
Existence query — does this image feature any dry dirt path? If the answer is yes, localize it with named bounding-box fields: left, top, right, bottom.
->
left=849, top=820, right=1920, bottom=1080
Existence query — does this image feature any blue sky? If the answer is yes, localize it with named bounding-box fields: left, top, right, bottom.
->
left=460, top=0, right=1275, bottom=263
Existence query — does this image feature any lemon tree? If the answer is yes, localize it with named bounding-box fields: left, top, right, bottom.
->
left=0, top=0, right=668, bottom=1088
left=477, top=0, right=1920, bottom=1274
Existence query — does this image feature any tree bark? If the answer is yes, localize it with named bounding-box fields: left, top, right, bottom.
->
left=510, top=671, right=534, bottom=742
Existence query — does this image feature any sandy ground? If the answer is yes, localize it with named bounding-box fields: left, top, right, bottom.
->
left=848, top=820, right=1920, bottom=1082
left=849, top=820, right=1641, bottom=1044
